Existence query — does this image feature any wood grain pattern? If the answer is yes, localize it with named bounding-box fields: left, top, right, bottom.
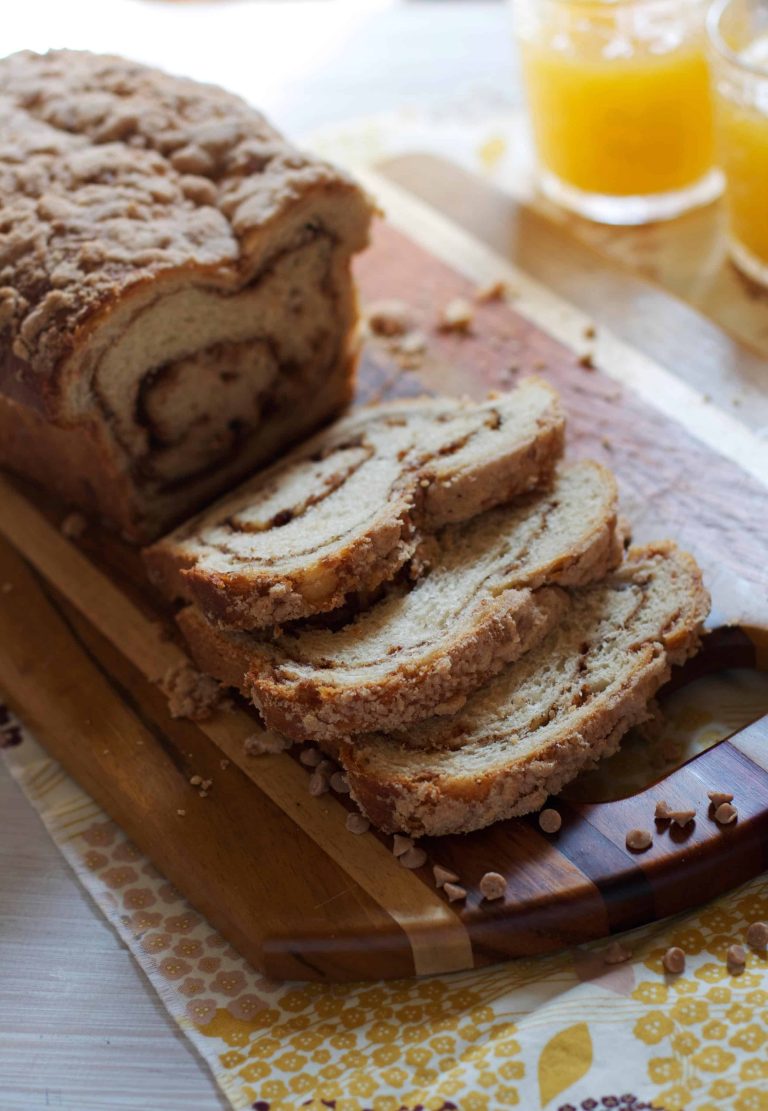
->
left=1, top=164, right=767, bottom=981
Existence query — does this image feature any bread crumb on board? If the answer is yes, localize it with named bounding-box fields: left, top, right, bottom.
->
left=366, top=299, right=414, bottom=337
left=474, top=279, right=509, bottom=303
left=244, top=732, right=290, bottom=756
left=161, top=661, right=222, bottom=721
left=438, top=297, right=474, bottom=333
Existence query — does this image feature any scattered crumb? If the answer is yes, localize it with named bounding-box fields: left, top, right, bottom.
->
left=727, top=944, right=746, bottom=974
left=161, top=662, right=222, bottom=721
left=479, top=872, right=507, bottom=901
left=668, top=809, right=695, bottom=828
left=746, top=921, right=768, bottom=951
left=189, top=775, right=203, bottom=787
left=433, top=864, right=460, bottom=889
left=396, top=330, right=427, bottom=356
left=345, top=812, right=370, bottom=835
left=604, top=941, right=632, bottom=965
left=438, top=297, right=474, bottom=333
left=1, top=582, right=12, bottom=594
left=61, top=511, right=87, bottom=539
left=219, top=759, right=230, bottom=771
left=330, top=771, right=350, bottom=794
left=702, top=394, right=712, bottom=404
left=538, top=808, right=562, bottom=834
left=300, top=747, right=323, bottom=767
left=532, top=359, right=548, bottom=371
left=366, top=299, right=413, bottom=337
left=444, top=882, right=467, bottom=903
left=662, top=946, right=686, bottom=974
left=400, top=846, right=428, bottom=869
left=392, top=834, right=414, bottom=858
left=474, top=278, right=508, bottom=303
left=201, top=778, right=212, bottom=791
left=601, top=437, right=613, bottom=453
left=708, top=790, right=734, bottom=807
left=577, top=352, right=596, bottom=371
left=583, top=324, right=597, bottom=340
left=626, top=828, right=653, bottom=852
left=244, top=732, right=290, bottom=755
left=655, top=800, right=670, bottom=820
left=198, top=790, right=208, bottom=799
left=714, top=802, right=738, bottom=825
left=176, top=809, right=186, bottom=817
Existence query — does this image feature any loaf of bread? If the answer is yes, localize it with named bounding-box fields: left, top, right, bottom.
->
left=144, top=378, right=565, bottom=628
left=177, top=461, right=623, bottom=740
left=341, top=543, right=710, bottom=836
left=0, top=50, right=373, bottom=539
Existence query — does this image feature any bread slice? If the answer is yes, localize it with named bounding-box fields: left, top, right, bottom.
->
left=338, top=542, right=710, bottom=836
left=179, top=461, right=623, bottom=741
left=144, top=378, right=564, bottom=629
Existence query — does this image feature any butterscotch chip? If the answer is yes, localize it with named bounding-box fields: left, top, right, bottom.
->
left=604, top=941, right=631, bottom=965
left=538, top=808, right=562, bottom=834
left=727, top=944, right=746, bottom=973
left=662, top=946, right=686, bottom=974
left=366, top=299, right=413, bottom=337
left=433, top=864, right=460, bottom=888
left=715, top=802, right=738, bottom=825
left=708, top=790, right=734, bottom=807
left=330, top=771, right=350, bottom=794
left=244, top=732, right=289, bottom=755
left=479, top=872, right=507, bottom=901
left=474, top=279, right=508, bottom=303
left=299, top=747, right=322, bottom=767
left=61, top=511, right=87, bottom=539
left=308, top=770, right=329, bottom=797
left=392, top=834, right=414, bottom=858
left=626, top=828, right=652, bottom=852
left=654, top=800, right=670, bottom=820
left=345, top=812, right=370, bottom=835
left=444, top=882, right=467, bottom=902
left=400, top=846, right=427, bottom=869
left=438, top=297, right=474, bottom=333
left=668, top=809, right=695, bottom=827
left=746, top=921, right=768, bottom=951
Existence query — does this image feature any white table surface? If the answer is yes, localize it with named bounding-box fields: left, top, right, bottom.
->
left=0, top=3, right=518, bottom=1108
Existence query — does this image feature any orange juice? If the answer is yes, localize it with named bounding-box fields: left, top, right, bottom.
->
left=521, top=39, right=716, bottom=197
left=711, top=34, right=768, bottom=274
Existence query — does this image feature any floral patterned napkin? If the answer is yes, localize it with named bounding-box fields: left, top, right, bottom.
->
left=3, top=672, right=767, bottom=1111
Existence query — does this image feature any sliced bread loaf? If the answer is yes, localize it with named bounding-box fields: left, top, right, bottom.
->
left=143, top=378, right=564, bottom=630
left=180, top=461, right=623, bottom=741
left=338, top=542, right=710, bottom=836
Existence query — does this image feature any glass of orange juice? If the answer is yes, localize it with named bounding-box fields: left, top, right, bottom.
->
left=708, top=0, right=768, bottom=286
left=515, top=0, right=722, bottom=224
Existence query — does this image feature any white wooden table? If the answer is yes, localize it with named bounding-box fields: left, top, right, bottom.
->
left=0, top=2, right=517, bottom=1107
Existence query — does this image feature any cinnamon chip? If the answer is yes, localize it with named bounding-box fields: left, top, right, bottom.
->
left=746, top=921, right=768, bottom=951
left=714, top=802, right=738, bottom=825
left=604, top=941, right=632, bottom=965
left=626, top=828, right=652, bottom=852
left=662, top=946, right=686, bottom=974
left=708, top=790, right=734, bottom=807
left=727, top=944, right=747, bottom=974
left=392, top=834, right=414, bottom=858
left=399, top=846, right=427, bottom=869
left=538, top=808, right=562, bottom=834
left=433, top=864, right=460, bottom=889
left=479, top=872, right=507, bottom=901
left=444, top=882, right=467, bottom=903
left=345, top=812, right=370, bottom=835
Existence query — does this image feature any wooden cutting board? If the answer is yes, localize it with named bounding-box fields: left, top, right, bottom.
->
left=1, top=159, right=768, bottom=984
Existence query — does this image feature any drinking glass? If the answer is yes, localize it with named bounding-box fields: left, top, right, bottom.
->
left=515, top=0, right=723, bottom=224
left=708, top=0, right=768, bottom=286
